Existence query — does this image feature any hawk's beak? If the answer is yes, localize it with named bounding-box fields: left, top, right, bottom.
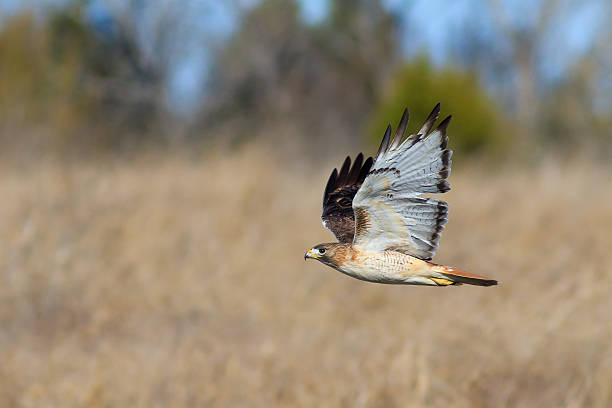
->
left=304, top=249, right=321, bottom=260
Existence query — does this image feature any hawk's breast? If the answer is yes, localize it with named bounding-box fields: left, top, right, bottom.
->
left=334, top=248, right=429, bottom=283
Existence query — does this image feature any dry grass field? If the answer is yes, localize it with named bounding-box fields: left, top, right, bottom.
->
left=0, top=148, right=611, bottom=407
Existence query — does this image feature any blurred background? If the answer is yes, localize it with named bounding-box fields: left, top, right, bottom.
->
left=0, top=0, right=611, bottom=406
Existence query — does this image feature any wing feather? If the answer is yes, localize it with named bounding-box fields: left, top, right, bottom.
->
left=417, top=102, right=441, bottom=136
left=322, top=153, right=374, bottom=243
left=352, top=104, right=452, bottom=260
left=376, top=125, right=392, bottom=159
left=389, top=108, right=409, bottom=150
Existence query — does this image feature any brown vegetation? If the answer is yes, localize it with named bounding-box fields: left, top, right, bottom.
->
left=1, top=150, right=610, bottom=407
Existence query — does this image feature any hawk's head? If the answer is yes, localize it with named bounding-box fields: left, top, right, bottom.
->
left=304, top=243, right=348, bottom=268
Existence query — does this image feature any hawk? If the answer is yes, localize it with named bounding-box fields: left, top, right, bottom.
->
left=305, top=104, right=498, bottom=287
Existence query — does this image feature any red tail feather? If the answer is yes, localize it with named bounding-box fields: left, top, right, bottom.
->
left=430, top=264, right=498, bottom=287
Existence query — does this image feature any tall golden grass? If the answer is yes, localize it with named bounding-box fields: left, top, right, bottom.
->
left=0, top=149, right=610, bottom=407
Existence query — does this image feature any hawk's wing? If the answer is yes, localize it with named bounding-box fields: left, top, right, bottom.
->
left=352, top=104, right=452, bottom=260
left=322, top=153, right=374, bottom=243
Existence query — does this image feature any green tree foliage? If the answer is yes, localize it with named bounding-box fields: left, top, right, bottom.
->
left=369, top=58, right=507, bottom=157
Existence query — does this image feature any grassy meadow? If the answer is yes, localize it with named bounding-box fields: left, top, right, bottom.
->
left=0, top=149, right=611, bottom=407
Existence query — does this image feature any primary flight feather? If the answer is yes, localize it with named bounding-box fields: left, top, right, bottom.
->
left=305, top=104, right=498, bottom=287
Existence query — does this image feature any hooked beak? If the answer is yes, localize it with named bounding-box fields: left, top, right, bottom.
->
left=304, top=248, right=321, bottom=260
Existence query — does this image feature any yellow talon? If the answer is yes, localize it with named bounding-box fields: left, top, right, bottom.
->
left=430, top=277, right=455, bottom=286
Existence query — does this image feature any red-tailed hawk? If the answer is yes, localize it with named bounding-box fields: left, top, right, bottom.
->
left=305, top=104, right=497, bottom=287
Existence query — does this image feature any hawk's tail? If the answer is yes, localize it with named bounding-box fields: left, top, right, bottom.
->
left=429, top=264, right=498, bottom=287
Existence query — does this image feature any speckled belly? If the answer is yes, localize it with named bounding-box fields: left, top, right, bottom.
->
left=335, top=250, right=435, bottom=285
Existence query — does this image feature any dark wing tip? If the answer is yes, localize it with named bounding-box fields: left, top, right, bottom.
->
left=359, top=156, right=374, bottom=182
left=436, top=115, right=452, bottom=150
left=347, top=153, right=364, bottom=184
left=376, top=124, right=392, bottom=159
left=436, top=115, right=452, bottom=134
left=321, top=153, right=374, bottom=243
left=439, top=150, right=452, bottom=179
left=419, top=103, right=442, bottom=136
left=324, top=153, right=373, bottom=206
left=390, top=108, right=410, bottom=149
left=336, top=156, right=352, bottom=185
left=437, top=180, right=451, bottom=193
left=323, top=167, right=338, bottom=204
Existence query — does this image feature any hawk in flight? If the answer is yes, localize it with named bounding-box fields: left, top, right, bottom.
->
left=305, top=104, right=497, bottom=287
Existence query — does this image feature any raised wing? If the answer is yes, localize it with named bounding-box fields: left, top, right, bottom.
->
left=322, top=153, right=374, bottom=243
left=352, top=104, right=452, bottom=260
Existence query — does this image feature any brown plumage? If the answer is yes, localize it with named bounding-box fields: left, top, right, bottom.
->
left=322, top=153, right=373, bottom=243
left=306, top=105, right=498, bottom=287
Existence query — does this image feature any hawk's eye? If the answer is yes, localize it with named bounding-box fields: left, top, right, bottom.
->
left=319, top=248, right=326, bottom=254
